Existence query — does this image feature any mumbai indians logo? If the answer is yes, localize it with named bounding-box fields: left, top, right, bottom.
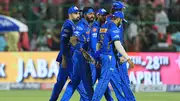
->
left=101, top=9, right=106, bottom=12
left=74, top=6, right=78, bottom=10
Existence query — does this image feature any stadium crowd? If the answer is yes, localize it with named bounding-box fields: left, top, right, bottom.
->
left=0, top=0, right=180, bottom=52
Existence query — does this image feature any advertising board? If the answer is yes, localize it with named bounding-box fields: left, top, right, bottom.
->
left=0, top=52, right=180, bottom=85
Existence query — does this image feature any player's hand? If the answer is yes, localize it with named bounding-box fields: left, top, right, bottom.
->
left=127, top=58, right=134, bottom=70
left=95, top=61, right=101, bottom=68
left=61, top=57, right=67, bottom=68
left=119, top=57, right=126, bottom=64
left=80, top=48, right=95, bottom=64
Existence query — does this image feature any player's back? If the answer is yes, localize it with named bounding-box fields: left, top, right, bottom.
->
left=99, top=21, right=120, bottom=56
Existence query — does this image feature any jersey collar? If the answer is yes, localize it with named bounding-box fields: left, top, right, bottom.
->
left=66, top=19, right=75, bottom=25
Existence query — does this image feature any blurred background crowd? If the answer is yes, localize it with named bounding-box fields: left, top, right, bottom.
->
left=0, top=0, right=180, bottom=52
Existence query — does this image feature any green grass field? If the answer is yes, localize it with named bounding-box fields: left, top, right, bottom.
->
left=0, top=90, right=180, bottom=101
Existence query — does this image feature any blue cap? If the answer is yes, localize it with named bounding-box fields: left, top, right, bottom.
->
left=68, top=6, right=80, bottom=14
left=113, top=11, right=124, bottom=19
left=83, top=7, right=95, bottom=15
left=96, top=8, right=108, bottom=16
left=112, top=1, right=125, bottom=9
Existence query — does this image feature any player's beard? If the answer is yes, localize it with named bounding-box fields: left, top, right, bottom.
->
left=72, top=16, right=80, bottom=22
left=74, top=17, right=80, bottom=22
left=87, top=16, right=94, bottom=23
left=117, top=20, right=122, bottom=26
left=100, top=16, right=106, bottom=23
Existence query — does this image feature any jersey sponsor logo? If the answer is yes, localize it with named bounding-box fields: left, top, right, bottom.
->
left=100, top=28, right=107, bottom=33
left=93, top=28, right=97, bottom=32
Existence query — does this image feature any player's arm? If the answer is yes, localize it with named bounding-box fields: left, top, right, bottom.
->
left=60, top=23, right=72, bottom=68
left=117, top=25, right=126, bottom=63
left=70, top=36, right=78, bottom=46
left=96, top=27, right=102, bottom=51
left=96, top=42, right=101, bottom=51
left=94, top=29, right=102, bottom=67
left=70, top=24, right=95, bottom=63
left=70, top=25, right=83, bottom=47
left=110, top=28, right=134, bottom=69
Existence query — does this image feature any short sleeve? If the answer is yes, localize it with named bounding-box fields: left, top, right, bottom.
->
left=61, top=23, right=72, bottom=38
left=118, top=25, right=123, bottom=43
left=60, top=22, right=73, bottom=56
left=73, top=24, right=84, bottom=38
left=109, top=27, right=120, bottom=41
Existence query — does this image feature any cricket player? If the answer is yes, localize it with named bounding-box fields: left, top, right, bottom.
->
left=60, top=7, right=95, bottom=101
left=92, top=11, right=134, bottom=101
left=110, top=1, right=136, bottom=101
left=49, top=6, right=89, bottom=101
left=90, top=8, right=114, bottom=101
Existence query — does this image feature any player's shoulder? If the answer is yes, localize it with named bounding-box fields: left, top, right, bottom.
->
left=63, top=19, right=74, bottom=27
left=106, top=14, right=113, bottom=21
left=105, top=21, right=119, bottom=34
left=92, top=21, right=100, bottom=27
left=102, top=21, right=117, bottom=30
left=108, top=21, right=117, bottom=28
left=75, top=20, right=85, bottom=31
left=76, top=20, right=84, bottom=26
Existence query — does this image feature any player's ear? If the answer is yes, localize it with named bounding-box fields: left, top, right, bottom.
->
left=116, top=18, right=120, bottom=22
left=120, top=18, right=122, bottom=23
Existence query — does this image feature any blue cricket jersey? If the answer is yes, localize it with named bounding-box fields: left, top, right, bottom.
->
left=107, top=14, right=124, bottom=43
left=73, top=18, right=91, bottom=51
left=98, top=20, right=120, bottom=56
left=89, top=21, right=100, bottom=54
left=118, top=24, right=124, bottom=43
left=56, top=19, right=75, bottom=62
left=106, top=15, right=124, bottom=57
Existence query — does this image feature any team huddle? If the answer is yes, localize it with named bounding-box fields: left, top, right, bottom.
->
left=49, top=1, right=136, bottom=101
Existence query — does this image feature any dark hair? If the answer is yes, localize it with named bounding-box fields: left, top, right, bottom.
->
left=82, top=7, right=94, bottom=15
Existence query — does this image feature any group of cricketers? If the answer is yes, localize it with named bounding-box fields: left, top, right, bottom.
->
left=49, top=1, right=136, bottom=101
